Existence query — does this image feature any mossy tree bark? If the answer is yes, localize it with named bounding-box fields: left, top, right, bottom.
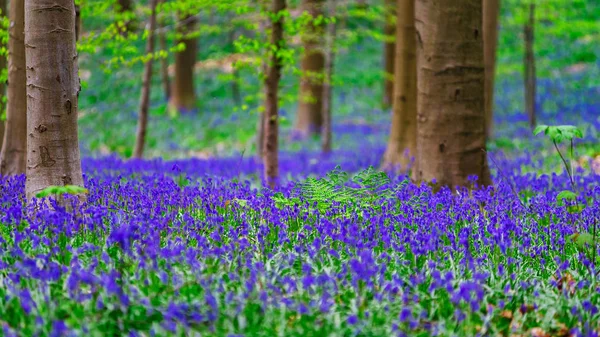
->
left=415, top=0, right=491, bottom=189
left=169, top=14, right=197, bottom=115
left=133, top=0, right=158, bottom=158
left=263, top=0, right=286, bottom=188
left=484, top=0, right=500, bottom=138
left=294, top=0, right=325, bottom=137
left=382, top=0, right=417, bottom=174
left=0, top=0, right=26, bottom=176
left=0, top=0, right=6, bottom=153
left=24, top=0, right=85, bottom=201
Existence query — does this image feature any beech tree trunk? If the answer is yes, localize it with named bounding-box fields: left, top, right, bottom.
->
left=382, top=0, right=395, bottom=110
left=75, top=3, right=82, bottom=41
left=415, top=0, right=491, bottom=189
left=0, top=0, right=6, bottom=153
left=294, top=0, right=325, bottom=137
left=483, top=0, right=500, bottom=138
left=524, top=4, right=536, bottom=130
left=158, top=0, right=170, bottom=101
left=263, top=0, right=286, bottom=188
left=321, top=0, right=337, bottom=153
left=382, top=0, right=416, bottom=173
left=24, top=0, right=85, bottom=201
left=0, top=0, right=26, bottom=176
left=169, top=14, right=197, bottom=115
left=133, top=0, right=158, bottom=158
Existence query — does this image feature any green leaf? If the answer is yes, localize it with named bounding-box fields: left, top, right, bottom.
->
left=567, top=204, right=586, bottom=214
left=556, top=190, right=577, bottom=202
left=533, top=125, right=549, bottom=136
left=35, top=185, right=88, bottom=198
left=568, top=232, right=596, bottom=249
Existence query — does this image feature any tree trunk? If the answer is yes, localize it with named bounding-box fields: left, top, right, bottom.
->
left=256, top=17, right=269, bottom=160
left=116, top=0, right=136, bottom=35
left=524, top=4, right=536, bottom=130
left=169, top=14, right=197, bottom=115
left=75, top=3, right=82, bottom=41
left=483, top=0, right=500, bottom=139
left=382, top=0, right=417, bottom=174
left=0, top=0, right=6, bottom=153
left=415, top=0, right=491, bottom=189
left=133, top=0, right=158, bottom=159
left=263, top=0, right=286, bottom=188
left=158, top=0, right=170, bottom=101
left=24, top=0, right=85, bottom=201
left=294, top=0, right=325, bottom=137
left=382, top=0, right=395, bottom=110
left=321, top=0, right=337, bottom=153
left=0, top=0, right=26, bottom=176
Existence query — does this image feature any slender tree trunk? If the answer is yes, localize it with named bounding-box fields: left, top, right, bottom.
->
left=0, top=0, right=26, bottom=176
left=169, top=14, right=197, bottom=115
left=158, top=0, right=170, bottom=101
left=263, top=0, right=286, bottom=188
left=483, top=0, right=500, bottom=138
left=0, top=0, right=6, bottom=153
left=116, top=0, right=136, bottom=35
left=256, top=16, right=269, bottom=160
left=382, top=0, right=395, bottom=110
left=382, top=0, right=417, bottom=174
left=415, top=0, right=491, bottom=189
left=24, top=0, right=85, bottom=201
left=294, top=0, right=325, bottom=137
left=321, top=0, right=336, bottom=153
left=524, top=4, right=536, bottom=130
left=133, top=0, right=158, bottom=158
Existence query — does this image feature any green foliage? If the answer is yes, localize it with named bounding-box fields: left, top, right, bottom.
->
left=35, top=185, right=89, bottom=199
left=533, top=125, right=584, bottom=144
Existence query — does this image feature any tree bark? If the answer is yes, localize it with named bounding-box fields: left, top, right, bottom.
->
left=415, top=0, right=491, bottom=189
left=321, top=0, right=336, bottom=153
left=24, top=0, right=85, bottom=201
left=158, top=0, right=170, bottom=101
left=382, top=0, right=395, bottom=110
left=75, top=3, right=82, bottom=41
left=483, top=0, right=500, bottom=138
left=524, top=4, right=536, bottom=130
left=294, top=0, right=325, bottom=137
left=0, top=0, right=26, bottom=176
left=263, top=0, right=286, bottom=188
left=168, top=14, right=197, bottom=115
left=133, top=0, right=158, bottom=159
left=0, top=0, right=6, bottom=153
left=382, top=0, right=417, bottom=174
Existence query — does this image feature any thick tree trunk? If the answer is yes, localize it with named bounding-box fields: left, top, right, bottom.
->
left=415, top=0, right=491, bottom=189
left=133, top=0, right=158, bottom=159
left=382, top=0, right=417, bottom=174
left=483, top=0, right=500, bottom=138
left=294, top=0, right=325, bottom=137
left=0, top=0, right=26, bottom=176
left=382, top=0, right=395, bottom=110
left=263, top=0, right=286, bottom=188
left=24, top=0, right=85, bottom=201
left=169, top=14, right=197, bottom=115
left=0, top=0, right=6, bottom=153
left=524, top=4, right=536, bottom=130
left=321, top=0, right=337, bottom=153
left=75, top=3, right=82, bottom=41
